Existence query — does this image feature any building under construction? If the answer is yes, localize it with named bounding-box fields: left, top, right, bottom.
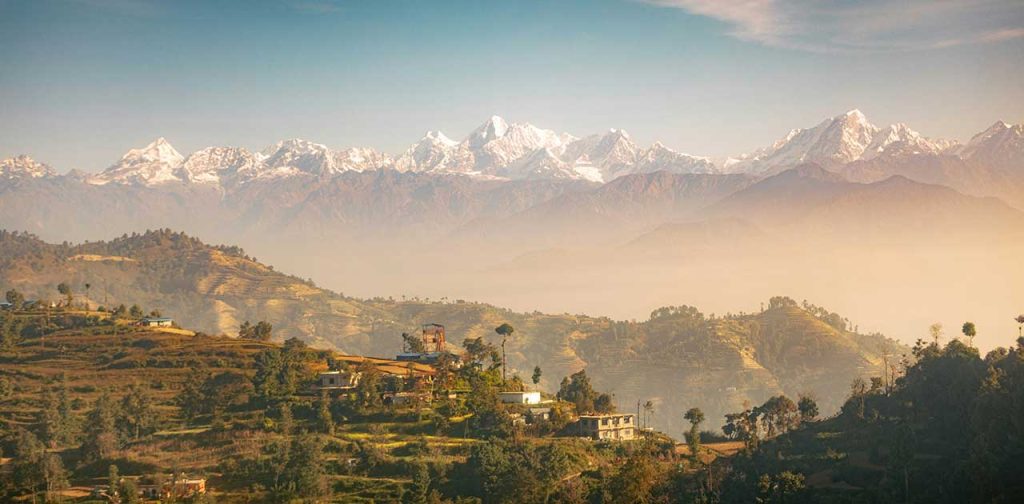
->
left=396, top=323, right=461, bottom=366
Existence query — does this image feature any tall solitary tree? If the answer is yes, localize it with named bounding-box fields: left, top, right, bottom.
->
left=121, top=382, right=155, bottom=440
left=962, top=321, right=977, bottom=348
left=684, top=407, right=705, bottom=460
left=643, top=400, right=654, bottom=429
left=57, top=282, right=72, bottom=307
left=929, top=323, right=943, bottom=346
left=495, top=323, right=515, bottom=383
left=798, top=395, right=819, bottom=422
left=5, top=289, right=24, bottom=309
left=82, top=391, right=119, bottom=461
left=1015, top=315, right=1024, bottom=338
left=532, top=365, right=542, bottom=389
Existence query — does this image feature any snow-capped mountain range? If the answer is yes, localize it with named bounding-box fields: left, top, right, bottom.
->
left=2, top=111, right=1020, bottom=188
left=723, top=110, right=961, bottom=174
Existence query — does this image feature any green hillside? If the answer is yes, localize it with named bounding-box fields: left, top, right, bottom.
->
left=0, top=306, right=684, bottom=503
left=0, top=229, right=907, bottom=434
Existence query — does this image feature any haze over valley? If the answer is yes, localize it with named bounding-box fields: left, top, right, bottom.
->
left=2, top=110, right=1022, bottom=350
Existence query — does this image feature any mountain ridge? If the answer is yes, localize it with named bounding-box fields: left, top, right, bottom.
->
left=11, top=110, right=1011, bottom=187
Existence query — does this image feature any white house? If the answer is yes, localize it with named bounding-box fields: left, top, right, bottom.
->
left=499, top=391, right=542, bottom=405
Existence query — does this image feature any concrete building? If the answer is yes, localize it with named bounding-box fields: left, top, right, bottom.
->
left=575, top=414, right=636, bottom=441
left=500, top=391, right=542, bottom=404
left=317, top=370, right=359, bottom=390
left=139, top=317, right=173, bottom=327
left=527, top=407, right=552, bottom=423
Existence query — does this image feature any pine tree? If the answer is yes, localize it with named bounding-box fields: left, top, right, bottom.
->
left=121, top=382, right=155, bottom=440
left=82, top=390, right=119, bottom=461
left=318, top=391, right=334, bottom=435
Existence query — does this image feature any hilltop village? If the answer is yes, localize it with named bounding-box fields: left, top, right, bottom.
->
left=0, top=290, right=713, bottom=503
left=3, top=283, right=1022, bottom=503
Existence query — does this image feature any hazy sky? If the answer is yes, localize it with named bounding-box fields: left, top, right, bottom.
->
left=1, top=0, right=1022, bottom=172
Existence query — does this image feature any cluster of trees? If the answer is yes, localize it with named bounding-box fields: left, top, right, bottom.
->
left=557, top=369, right=615, bottom=414
left=722, top=394, right=818, bottom=450
left=238, top=320, right=273, bottom=341
left=718, top=327, right=1024, bottom=503
left=2, top=376, right=159, bottom=501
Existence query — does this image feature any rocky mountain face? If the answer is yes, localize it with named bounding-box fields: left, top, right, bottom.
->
left=0, top=229, right=907, bottom=434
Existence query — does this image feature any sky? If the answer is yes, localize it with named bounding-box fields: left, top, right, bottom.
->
left=1, top=0, right=1022, bottom=172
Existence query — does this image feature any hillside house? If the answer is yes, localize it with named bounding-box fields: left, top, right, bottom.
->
left=140, top=317, right=173, bottom=327
left=500, top=391, right=542, bottom=404
left=574, top=413, right=636, bottom=441
left=527, top=407, right=552, bottom=423
left=0, top=302, right=12, bottom=310
left=172, top=477, right=207, bottom=497
left=385, top=391, right=431, bottom=407
left=318, top=370, right=360, bottom=390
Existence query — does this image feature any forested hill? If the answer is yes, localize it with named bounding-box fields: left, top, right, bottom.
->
left=0, top=229, right=907, bottom=433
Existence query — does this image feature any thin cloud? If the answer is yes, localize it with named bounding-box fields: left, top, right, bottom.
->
left=642, top=0, right=1024, bottom=53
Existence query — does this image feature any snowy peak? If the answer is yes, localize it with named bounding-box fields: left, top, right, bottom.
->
left=180, top=146, right=260, bottom=185
left=468, top=115, right=510, bottom=148
left=260, top=138, right=337, bottom=177
left=960, top=120, right=1024, bottom=168
left=90, top=137, right=186, bottom=186
left=0, top=155, right=58, bottom=180
left=727, top=109, right=959, bottom=174
left=395, top=131, right=473, bottom=174
left=637, top=142, right=717, bottom=175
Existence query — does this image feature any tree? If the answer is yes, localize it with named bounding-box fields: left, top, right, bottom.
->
left=284, top=435, right=329, bottom=499
left=594, top=393, right=615, bottom=413
left=120, top=382, right=155, bottom=440
left=176, top=368, right=208, bottom=424
left=84, top=282, right=91, bottom=309
left=57, top=282, right=72, bottom=307
left=797, top=395, right=818, bottom=422
left=5, top=288, right=24, bottom=308
left=757, top=471, right=806, bottom=503
left=531, top=365, right=542, bottom=389
left=42, top=452, right=69, bottom=502
left=252, top=343, right=312, bottom=403
left=11, top=428, right=46, bottom=496
left=402, top=462, right=431, bottom=504
left=462, top=337, right=499, bottom=368
left=605, top=450, right=664, bottom=504
left=684, top=407, right=705, bottom=460
left=119, top=477, right=140, bottom=504
left=82, top=390, right=119, bottom=461
left=558, top=370, right=598, bottom=414
left=278, top=402, right=294, bottom=436
left=1015, top=315, right=1024, bottom=338
left=354, top=361, right=383, bottom=411
left=403, top=332, right=427, bottom=353
left=929, top=323, right=944, bottom=346
left=317, top=390, right=334, bottom=435
left=494, top=323, right=515, bottom=383
left=108, top=464, right=120, bottom=497
left=962, top=321, right=977, bottom=347
left=39, top=373, right=77, bottom=447
left=129, top=304, right=143, bottom=318
left=239, top=320, right=273, bottom=341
